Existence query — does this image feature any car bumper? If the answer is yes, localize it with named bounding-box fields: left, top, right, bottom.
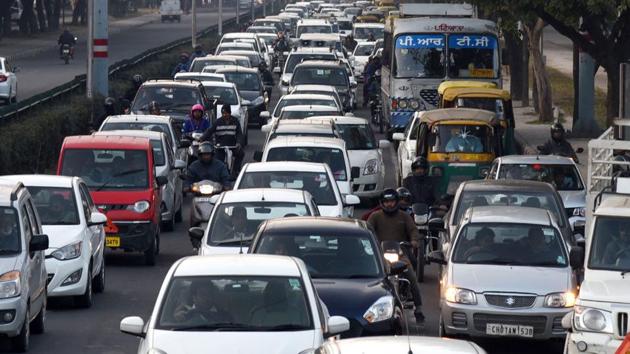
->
left=352, top=173, right=384, bottom=198
left=0, top=83, right=11, bottom=98
left=565, top=331, right=622, bottom=354
left=342, top=316, right=401, bottom=338
left=441, top=300, right=570, bottom=340
left=45, top=256, right=88, bottom=297
left=0, top=296, right=27, bottom=337
left=106, top=221, right=157, bottom=253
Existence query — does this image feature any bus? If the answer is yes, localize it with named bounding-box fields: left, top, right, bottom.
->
left=380, top=15, right=501, bottom=138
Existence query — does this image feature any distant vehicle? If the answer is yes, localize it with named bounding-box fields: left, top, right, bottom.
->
left=246, top=26, right=277, bottom=35
left=350, top=41, right=375, bottom=80
left=215, top=42, right=256, bottom=55
left=189, top=55, right=251, bottom=72
left=174, top=72, right=226, bottom=82
left=159, top=0, right=182, bottom=22
left=270, top=93, right=341, bottom=123
left=290, top=84, right=344, bottom=110
left=289, top=60, right=356, bottom=111
left=201, top=81, right=248, bottom=132
left=279, top=48, right=338, bottom=94
left=0, top=57, right=18, bottom=104
left=352, top=23, right=384, bottom=42
left=278, top=104, right=342, bottom=121
left=216, top=66, right=269, bottom=130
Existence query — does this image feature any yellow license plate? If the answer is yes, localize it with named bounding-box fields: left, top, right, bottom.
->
left=105, top=236, right=121, bottom=248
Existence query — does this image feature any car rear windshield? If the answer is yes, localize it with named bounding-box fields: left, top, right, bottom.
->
left=280, top=109, right=339, bottom=120
left=132, top=86, right=202, bottom=114
left=353, top=43, right=375, bottom=56
left=0, top=207, right=20, bottom=254
left=60, top=149, right=150, bottom=190
left=255, top=233, right=382, bottom=278
left=266, top=147, right=347, bottom=181
left=498, top=164, right=583, bottom=191
left=292, top=67, right=348, bottom=86
left=28, top=187, right=80, bottom=225
left=222, top=72, right=261, bottom=91
left=204, top=86, right=239, bottom=105
left=285, top=54, right=336, bottom=73
left=273, top=98, right=337, bottom=117
left=337, top=124, right=377, bottom=150
left=99, top=122, right=172, bottom=141
left=238, top=171, right=337, bottom=206
left=190, top=59, right=236, bottom=72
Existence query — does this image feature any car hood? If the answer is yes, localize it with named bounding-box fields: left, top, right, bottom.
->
left=200, top=244, right=248, bottom=255
left=313, top=278, right=390, bottom=319
left=0, top=256, right=19, bottom=274
left=451, top=264, right=570, bottom=295
left=318, top=205, right=343, bottom=217
left=347, top=149, right=379, bottom=168
left=150, top=330, right=317, bottom=354
left=240, top=91, right=262, bottom=102
left=41, top=225, right=84, bottom=254
left=558, top=190, right=586, bottom=209
left=578, top=270, right=630, bottom=304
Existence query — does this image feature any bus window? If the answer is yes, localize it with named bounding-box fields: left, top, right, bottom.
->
left=394, top=34, right=445, bottom=78
left=447, top=35, right=499, bottom=79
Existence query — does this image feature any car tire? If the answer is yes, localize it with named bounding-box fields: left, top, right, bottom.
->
left=75, top=265, right=93, bottom=308
left=30, top=294, right=45, bottom=335
left=93, top=257, right=105, bottom=293
left=12, top=308, right=29, bottom=353
left=144, top=234, right=157, bottom=266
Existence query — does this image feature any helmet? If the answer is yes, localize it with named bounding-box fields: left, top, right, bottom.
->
left=148, top=101, right=160, bottom=113
left=379, top=188, right=399, bottom=214
left=119, top=98, right=131, bottom=110
left=411, top=156, right=428, bottom=170
left=191, top=103, right=204, bottom=115
left=551, top=122, right=565, bottom=141
left=396, top=187, right=412, bottom=205
left=221, top=104, right=231, bottom=114
left=198, top=142, right=215, bottom=156
left=180, top=52, right=190, bottom=60
left=132, top=74, right=143, bottom=85
left=194, top=44, right=203, bottom=52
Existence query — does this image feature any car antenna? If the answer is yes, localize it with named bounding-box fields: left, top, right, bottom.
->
left=391, top=280, right=413, bottom=354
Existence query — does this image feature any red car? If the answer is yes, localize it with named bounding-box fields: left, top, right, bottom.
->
left=57, top=135, right=166, bottom=265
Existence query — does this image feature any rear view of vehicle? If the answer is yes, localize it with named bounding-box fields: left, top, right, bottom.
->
left=57, top=135, right=166, bottom=266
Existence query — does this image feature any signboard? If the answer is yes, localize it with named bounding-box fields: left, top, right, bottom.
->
left=396, top=34, right=445, bottom=49
left=448, top=34, right=497, bottom=49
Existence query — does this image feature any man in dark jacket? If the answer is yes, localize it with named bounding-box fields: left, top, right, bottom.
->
left=403, top=156, right=436, bottom=206
left=201, top=104, right=244, bottom=175
left=58, top=28, right=76, bottom=57
left=185, top=143, right=231, bottom=190
left=538, top=122, right=579, bottom=162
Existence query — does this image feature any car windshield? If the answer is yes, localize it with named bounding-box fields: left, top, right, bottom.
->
left=157, top=276, right=312, bottom=331
left=28, top=187, right=80, bottom=225
left=394, top=34, right=445, bottom=78
left=337, top=124, right=377, bottom=150
left=226, top=53, right=261, bottom=67
left=208, top=202, right=311, bottom=246
left=455, top=98, right=504, bottom=118
left=292, top=67, right=348, bottom=86
left=191, top=59, right=236, bottom=72
left=338, top=20, right=353, bottom=30
left=222, top=72, right=261, bottom=91
left=298, top=25, right=332, bottom=36
left=354, top=27, right=383, bottom=40
left=498, top=164, right=583, bottom=191
left=285, top=54, right=336, bottom=74
left=353, top=43, right=374, bottom=56
left=99, top=122, right=172, bottom=140
left=239, top=171, right=337, bottom=206
left=0, top=207, right=20, bottom=254
left=454, top=191, right=564, bottom=227
left=448, top=34, right=499, bottom=79
left=274, top=99, right=337, bottom=117
left=132, top=86, right=202, bottom=113
left=266, top=147, right=347, bottom=181
left=256, top=233, right=382, bottom=278
left=589, top=217, right=630, bottom=272
left=204, top=86, right=239, bottom=105
left=60, top=149, right=149, bottom=190
left=428, top=124, right=492, bottom=153
left=217, top=43, right=255, bottom=53
left=452, top=223, right=568, bottom=267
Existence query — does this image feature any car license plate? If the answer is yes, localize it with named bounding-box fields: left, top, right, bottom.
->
left=195, top=197, right=213, bottom=202
left=105, top=236, right=121, bottom=248
left=486, top=323, right=534, bottom=338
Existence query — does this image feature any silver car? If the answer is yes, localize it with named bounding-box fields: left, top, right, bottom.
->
left=432, top=205, right=581, bottom=340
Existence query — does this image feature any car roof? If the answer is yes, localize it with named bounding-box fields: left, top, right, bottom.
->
left=354, top=22, right=384, bottom=27
left=265, top=135, right=346, bottom=148
left=175, top=72, right=225, bottom=79
left=0, top=180, right=23, bottom=206
left=173, top=255, right=302, bottom=277
left=93, top=130, right=164, bottom=141
left=221, top=50, right=259, bottom=56
left=142, top=80, right=200, bottom=88
left=295, top=60, right=344, bottom=68
left=327, top=336, right=482, bottom=354
left=299, top=33, right=341, bottom=40
left=461, top=179, right=556, bottom=193
left=307, top=116, right=368, bottom=125
left=222, top=32, right=259, bottom=39
left=291, top=48, right=337, bottom=54
left=417, top=108, right=496, bottom=124
left=215, top=65, right=258, bottom=73
left=243, top=161, right=328, bottom=173
left=261, top=216, right=369, bottom=235
left=496, top=155, right=576, bottom=165
left=292, top=84, right=338, bottom=92
left=273, top=122, right=335, bottom=135
left=62, top=135, right=151, bottom=149
left=594, top=195, right=630, bottom=217
left=201, top=81, right=237, bottom=89
left=465, top=206, right=553, bottom=226
left=197, top=55, right=242, bottom=62
left=283, top=93, right=336, bottom=101
left=220, top=188, right=307, bottom=203
left=102, top=114, right=173, bottom=125
left=281, top=105, right=339, bottom=112
left=1, top=175, right=75, bottom=188
left=298, top=19, right=330, bottom=24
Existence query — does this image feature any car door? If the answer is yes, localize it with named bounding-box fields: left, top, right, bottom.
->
left=79, top=182, right=104, bottom=274
left=77, top=183, right=99, bottom=270
left=399, top=117, right=419, bottom=176
left=164, top=137, right=181, bottom=212
left=23, top=202, right=45, bottom=311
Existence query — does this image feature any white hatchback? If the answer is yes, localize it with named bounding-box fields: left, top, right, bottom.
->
left=2, top=175, right=107, bottom=308
left=120, top=255, right=350, bottom=354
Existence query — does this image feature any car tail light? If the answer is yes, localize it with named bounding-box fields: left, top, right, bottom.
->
left=0, top=75, right=8, bottom=83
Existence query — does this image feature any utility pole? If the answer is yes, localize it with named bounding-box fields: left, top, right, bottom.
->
left=236, top=0, right=240, bottom=26
left=218, top=0, right=223, bottom=36
left=86, top=0, right=108, bottom=99
left=263, top=0, right=266, bottom=17
left=573, top=23, right=600, bottom=136
left=192, top=0, right=198, bottom=48
left=251, top=0, right=254, bottom=22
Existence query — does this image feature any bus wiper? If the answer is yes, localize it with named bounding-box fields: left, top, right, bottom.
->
left=95, top=169, right=145, bottom=191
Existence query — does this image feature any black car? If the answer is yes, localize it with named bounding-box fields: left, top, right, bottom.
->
left=249, top=216, right=405, bottom=337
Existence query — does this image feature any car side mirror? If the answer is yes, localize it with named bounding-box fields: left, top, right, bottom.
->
left=120, top=316, right=146, bottom=338
left=261, top=124, right=272, bottom=133
left=173, top=159, right=187, bottom=170
left=179, top=139, right=192, bottom=148
left=253, top=151, right=263, bottom=162
left=326, top=316, right=350, bottom=336
left=88, top=212, right=107, bottom=226
left=561, top=311, right=573, bottom=330
left=350, top=81, right=358, bottom=88
left=156, top=175, right=168, bottom=186
left=389, top=260, right=407, bottom=275
left=351, top=166, right=361, bottom=180
left=242, top=99, right=252, bottom=106
left=569, top=246, right=585, bottom=269
left=428, top=217, right=445, bottom=231
left=392, top=132, right=405, bottom=141
left=428, top=250, right=447, bottom=265
left=576, top=147, right=584, bottom=154
left=260, top=111, right=271, bottom=120
left=378, top=139, right=390, bottom=149
left=29, top=234, right=49, bottom=252
left=188, top=227, right=205, bottom=242
left=281, top=79, right=289, bottom=86
left=343, top=194, right=360, bottom=206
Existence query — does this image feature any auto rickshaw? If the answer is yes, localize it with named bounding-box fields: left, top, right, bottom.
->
left=355, top=14, right=380, bottom=23
left=439, top=87, right=517, bottom=155
left=437, top=80, right=497, bottom=101
left=414, top=108, right=501, bottom=196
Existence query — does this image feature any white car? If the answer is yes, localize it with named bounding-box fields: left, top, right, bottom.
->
left=262, top=118, right=339, bottom=147
left=120, top=254, right=350, bottom=354
left=350, top=41, right=375, bottom=80
left=2, top=175, right=107, bottom=307
left=190, top=188, right=320, bottom=255
left=174, top=72, right=226, bottom=82
left=201, top=81, right=248, bottom=125
left=290, top=84, right=344, bottom=110
left=273, top=104, right=342, bottom=128
left=271, top=94, right=342, bottom=123
left=297, top=33, right=344, bottom=58
left=392, top=113, right=420, bottom=184
left=315, top=336, right=487, bottom=354
left=280, top=48, right=338, bottom=94
left=215, top=42, right=255, bottom=55
left=190, top=55, right=252, bottom=71
left=352, top=23, right=384, bottom=42
left=219, top=32, right=270, bottom=67
left=0, top=57, right=18, bottom=104
left=235, top=162, right=359, bottom=217
left=308, top=116, right=389, bottom=199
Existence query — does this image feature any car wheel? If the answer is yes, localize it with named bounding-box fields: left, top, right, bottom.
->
left=75, top=265, right=93, bottom=308
left=12, top=308, right=29, bottom=352
left=144, top=234, right=157, bottom=266
left=30, top=293, right=45, bottom=335
left=93, top=257, right=105, bottom=293
left=161, top=204, right=175, bottom=232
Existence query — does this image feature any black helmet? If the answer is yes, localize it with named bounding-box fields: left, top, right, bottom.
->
left=132, top=74, right=143, bottom=85
left=198, top=142, right=215, bottom=156
left=411, top=156, right=428, bottom=170
left=119, top=98, right=131, bottom=110
left=379, top=188, right=399, bottom=214
left=396, top=187, right=412, bottom=205
left=551, top=122, right=565, bottom=141
left=221, top=104, right=231, bottom=114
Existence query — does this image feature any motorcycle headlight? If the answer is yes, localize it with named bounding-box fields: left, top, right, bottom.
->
left=397, top=99, right=408, bottom=109
left=573, top=207, right=586, bottom=217
left=363, top=295, right=394, bottom=323
left=130, top=200, right=150, bottom=213
left=383, top=252, right=399, bottom=263
left=544, top=291, right=576, bottom=308
left=409, top=99, right=420, bottom=110
left=444, top=287, right=477, bottom=305
left=573, top=306, right=613, bottom=333
left=363, top=159, right=379, bottom=175
left=199, top=184, right=218, bottom=195
left=51, top=241, right=82, bottom=261
left=0, top=271, right=20, bottom=299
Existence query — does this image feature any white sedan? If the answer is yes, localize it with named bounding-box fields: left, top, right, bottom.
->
left=350, top=41, right=375, bottom=81
left=315, top=336, right=487, bottom=354
left=2, top=175, right=107, bottom=308
left=120, top=254, right=350, bottom=354
left=393, top=112, right=420, bottom=184
left=0, top=57, right=18, bottom=104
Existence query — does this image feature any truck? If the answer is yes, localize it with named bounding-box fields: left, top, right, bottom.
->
left=160, top=0, right=183, bottom=22
left=562, top=119, right=630, bottom=354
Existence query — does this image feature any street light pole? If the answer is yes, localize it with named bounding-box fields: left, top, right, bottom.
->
left=218, top=0, right=223, bottom=36
left=236, top=0, right=240, bottom=25
left=192, top=0, right=198, bottom=48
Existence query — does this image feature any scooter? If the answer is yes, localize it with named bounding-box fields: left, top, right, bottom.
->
left=188, top=179, right=224, bottom=233
left=184, top=132, right=204, bottom=166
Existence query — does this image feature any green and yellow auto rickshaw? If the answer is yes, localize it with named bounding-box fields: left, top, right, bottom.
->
left=414, top=108, right=501, bottom=195
left=437, top=80, right=497, bottom=102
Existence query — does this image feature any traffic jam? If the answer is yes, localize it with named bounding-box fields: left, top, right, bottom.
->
left=0, top=1, right=629, bottom=354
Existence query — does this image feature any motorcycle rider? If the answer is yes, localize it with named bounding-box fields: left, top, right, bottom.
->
left=189, top=44, right=207, bottom=64
left=57, top=28, right=76, bottom=58
left=396, top=187, right=413, bottom=214
left=538, top=122, right=579, bottom=162
left=94, top=96, right=117, bottom=130
left=367, top=189, right=425, bottom=323
left=403, top=156, right=436, bottom=207
left=259, top=62, right=274, bottom=96
left=171, top=52, right=191, bottom=77
left=273, top=31, right=289, bottom=71
left=201, top=104, right=244, bottom=175
left=185, top=143, right=231, bottom=191
left=343, top=33, right=357, bottom=51
left=183, top=104, right=211, bottom=136
left=148, top=101, right=162, bottom=115
left=124, top=74, right=144, bottom=101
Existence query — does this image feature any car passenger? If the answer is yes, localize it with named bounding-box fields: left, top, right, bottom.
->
left=523, top=227, right=557, bottom=264
left=173, top=281, right=233, bottom=324
left=228, top=206, right=252, bottom=239
left=603, top=223, right=630, bottom=265
left=445, top=129, right=483, bottom=153
left=463, top=227, right=495, bottom=260
left=47, top=194, right=74, bottom=224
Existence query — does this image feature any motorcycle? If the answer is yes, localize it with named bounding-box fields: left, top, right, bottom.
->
left=61, top=43, right=74, bottom=64
left=369, top=96, right=383, bottom=134
left=183, top=132, right=204, bottom=166
left=411, top=203, right=445, bottom=282
left=188, top=179, right=224, bottom=235
left=382, top=240, right=414, bottom=309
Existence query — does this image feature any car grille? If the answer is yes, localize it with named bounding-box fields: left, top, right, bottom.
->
left=419, top=89, right=438, bottom=107
left=98, top=204, right=129, bottom=212
left=552, top=316, right=565, bottom=334
left=473, top=314, right=547, bottom=335
left=485, top=294, right=536, bottom=308
left=452, top=312, right=467, bottom=328
left=618, top=312, right=629, bottom=337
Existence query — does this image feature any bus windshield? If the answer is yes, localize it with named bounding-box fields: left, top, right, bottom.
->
left=447, top=34, right=499, bottom=79
left=394, top=34, right=445, bottom=78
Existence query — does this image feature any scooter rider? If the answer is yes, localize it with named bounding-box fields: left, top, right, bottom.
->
left=185, top=143, right=231, bottom=191
left=403, top=156, right=436, bottom=206
left=538, top=122, right=579, bottom=162
left=367, top=189, right=425, bottom=323
left=183, top=104, right=211, bottom=136
left=201, top=104, right=244, bottom=174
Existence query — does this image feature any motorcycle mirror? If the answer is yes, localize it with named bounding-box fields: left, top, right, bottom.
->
left=188, top=227, right=205, bottom=241
left=428, top=217, right=445, bottom=231
left=179, top=139, right=192, bottom=148
left=428, top=250, right=447, bottom=265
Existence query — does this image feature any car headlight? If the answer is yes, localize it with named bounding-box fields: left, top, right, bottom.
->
left=409, top=99, right=420, bottom=110
left=130, top=200, right=150, bottom=213
left=397, top=99, right=408, bottom=109
left=444, top=287, right=477, bottom=305
left=253, top=96, right=264, bottom=106
left=0, top=271, right=20, bottom=299
left=51, top=241, right=82, bottom=261
left=199, top=184, right=218, bottom=195
left=544, top=291, right=576, bottom=308
left=363, top=159, right=379, bottom=175
left=573, top=207, right=586, bottom=217
left=363, top=295, right=394, bottom=323
left=573, top=306, right=613, bottom=333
